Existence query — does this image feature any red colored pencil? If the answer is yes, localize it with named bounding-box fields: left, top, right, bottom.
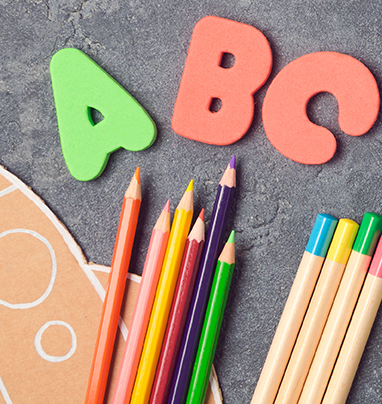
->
left=111, top=200, right=171, bottom=404
left=85, top=167, right=141, bottom=404
left=150, top=210, right=205, bottom=404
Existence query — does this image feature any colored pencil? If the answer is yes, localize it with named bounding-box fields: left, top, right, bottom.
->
left=168, top=156, right=236, bottom=404
left=274, top=218, right=359, bottom=404
left=150, top=210, right=205, bottom=404
left=85, top=167, right=141, bottom=404
left=111, top=200, right=171, bottom=404
left=322, top=235, right=382, bottom=404
left=299, top=212, right=382, bottom=404
left=250, top=213, right=338, bottom=404
left=130, top=180, right=194, bottom=404
left=186, top=230, right=235, bottom=404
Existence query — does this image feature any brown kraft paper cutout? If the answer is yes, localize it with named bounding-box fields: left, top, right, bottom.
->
left=0, top=165, right=222, bottom=404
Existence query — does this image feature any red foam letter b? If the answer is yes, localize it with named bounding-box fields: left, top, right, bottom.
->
left=172, top=16, right=272, bottom=145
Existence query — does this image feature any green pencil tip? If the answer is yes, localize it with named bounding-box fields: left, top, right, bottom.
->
left=227, top=230, right=235, bottom=244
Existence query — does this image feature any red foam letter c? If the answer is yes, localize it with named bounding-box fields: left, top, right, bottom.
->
left=262, top=52, right=380, bottom=164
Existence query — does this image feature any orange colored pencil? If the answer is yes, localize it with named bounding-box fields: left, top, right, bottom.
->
left=85, top=167, right=141, bottom=404
left=111, top=200, right=171, bottom=404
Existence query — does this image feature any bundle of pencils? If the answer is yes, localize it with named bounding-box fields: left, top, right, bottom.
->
left=85, top=156, right=237, bottom=404
left=251, top=211, right=382, bottom=404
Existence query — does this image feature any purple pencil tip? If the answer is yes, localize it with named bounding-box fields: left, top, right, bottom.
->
left=229, top=155, right=236, bottom=169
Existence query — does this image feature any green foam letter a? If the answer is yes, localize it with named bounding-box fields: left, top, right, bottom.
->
left=50, top=48, right=156, bottom=181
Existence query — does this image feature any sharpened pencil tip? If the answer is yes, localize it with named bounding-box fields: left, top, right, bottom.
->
left=164, top=199, right=170, bottom=212
left=198, top=208, right=205, bottom=221
left=218, top=230, right=235, bottom=264
left=188, top=208, right=205, bottom=242
left=227, top=230, right=235, bottom=244
left=134, top=166, right=141, bottom=184
left=177, top=180, right=194, bottom=212
left=155, top=199, right=171, bottom=231
left=125, top=167, right=142, bottom=199
left=186, top=179, right=193, bottom=192
left=229, top=155, right=236, bottom=169
left=219, top=159, right=236, bottom=188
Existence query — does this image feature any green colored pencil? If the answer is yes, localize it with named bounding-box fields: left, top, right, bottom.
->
left=186, top=230, right=236, bottom=404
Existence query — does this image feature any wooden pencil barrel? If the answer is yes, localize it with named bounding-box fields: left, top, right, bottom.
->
left=251, top=251, right=324, bottom=404
left=322, top=274, right=382, bottom=404
left=298, top=251, right=370, bottom=404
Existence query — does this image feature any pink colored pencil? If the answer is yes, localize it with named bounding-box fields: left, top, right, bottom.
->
left=111, top=200, right=171, bottom=404
left=150, top=210, right=205, bottom=404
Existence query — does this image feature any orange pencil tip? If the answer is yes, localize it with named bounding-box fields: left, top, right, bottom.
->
left=198, top=208, right=205, bottom=221
left=164, top=199, right=170, bottom=212
left=125, top=166, right=141, bottom=199
left=134, top=166, right=141, bottom=184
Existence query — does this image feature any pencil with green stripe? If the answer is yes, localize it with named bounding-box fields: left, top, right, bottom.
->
left=186, top=230, right=235, bottom=404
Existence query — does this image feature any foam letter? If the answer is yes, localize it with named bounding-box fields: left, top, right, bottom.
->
left=171, top=16, right=272, bottom=145
left=50, top=48, right=156, bottom=181
left=262, top=51, right=380, bottom=164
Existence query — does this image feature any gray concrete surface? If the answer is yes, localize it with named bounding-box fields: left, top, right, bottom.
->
left=1, top=1, right=382, bottom=403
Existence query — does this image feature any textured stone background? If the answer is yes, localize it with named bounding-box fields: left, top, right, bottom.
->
left=1, top=1, right=382, bottom=403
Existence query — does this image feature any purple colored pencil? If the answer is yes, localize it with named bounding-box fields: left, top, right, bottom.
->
left=167, top=156, right=236, bottom=404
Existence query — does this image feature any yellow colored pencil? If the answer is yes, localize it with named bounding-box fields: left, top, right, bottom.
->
left=130, top=180, right=194, bottom=404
